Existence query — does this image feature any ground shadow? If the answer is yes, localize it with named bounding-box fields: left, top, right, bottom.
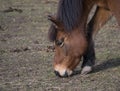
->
left=93, top=58, right=120, bottom=73
left=71, top=58, right=120, bottom=76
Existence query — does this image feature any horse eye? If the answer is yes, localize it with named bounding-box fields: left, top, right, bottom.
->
left=55, top=38, right=64, bottom=47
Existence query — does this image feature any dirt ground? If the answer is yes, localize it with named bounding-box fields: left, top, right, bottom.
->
left=0, top=0, right=120, bottom=91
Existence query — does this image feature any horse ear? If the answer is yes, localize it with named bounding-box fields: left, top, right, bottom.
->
left=48, top=15, right=61, bottom=29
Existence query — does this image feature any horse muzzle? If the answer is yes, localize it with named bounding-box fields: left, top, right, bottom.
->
left=54, top=69, right=73, bottom=77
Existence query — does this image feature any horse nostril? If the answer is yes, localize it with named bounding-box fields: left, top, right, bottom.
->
left=54, top=71, right=61, bottom=77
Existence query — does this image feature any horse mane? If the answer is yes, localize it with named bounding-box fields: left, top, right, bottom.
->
left=48, top=0, right=83, bottom=42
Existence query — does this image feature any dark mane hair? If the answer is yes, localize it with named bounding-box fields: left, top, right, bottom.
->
left=48, top=0, right=83, bottom=42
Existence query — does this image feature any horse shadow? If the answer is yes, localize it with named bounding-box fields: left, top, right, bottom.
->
left=92, top=58, right=120, bottom=73
left=72, top=58, right=120, bottom=76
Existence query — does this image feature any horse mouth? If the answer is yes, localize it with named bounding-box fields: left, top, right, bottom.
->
left=54, top=66, right=73, bottom=77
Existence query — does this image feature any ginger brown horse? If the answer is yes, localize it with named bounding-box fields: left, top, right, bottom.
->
left=48, top=0, right=120, bottom=77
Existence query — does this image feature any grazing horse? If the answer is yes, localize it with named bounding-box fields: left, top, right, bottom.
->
left=48, top=0, right=120, bottom=77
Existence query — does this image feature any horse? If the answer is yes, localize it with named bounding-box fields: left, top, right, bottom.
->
left=48, top=0, right=120, bottom=77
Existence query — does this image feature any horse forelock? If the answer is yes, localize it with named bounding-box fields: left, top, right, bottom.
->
left=57, top=0, right=83, bottom=31
left=48, top=0, right=83, bottom=42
